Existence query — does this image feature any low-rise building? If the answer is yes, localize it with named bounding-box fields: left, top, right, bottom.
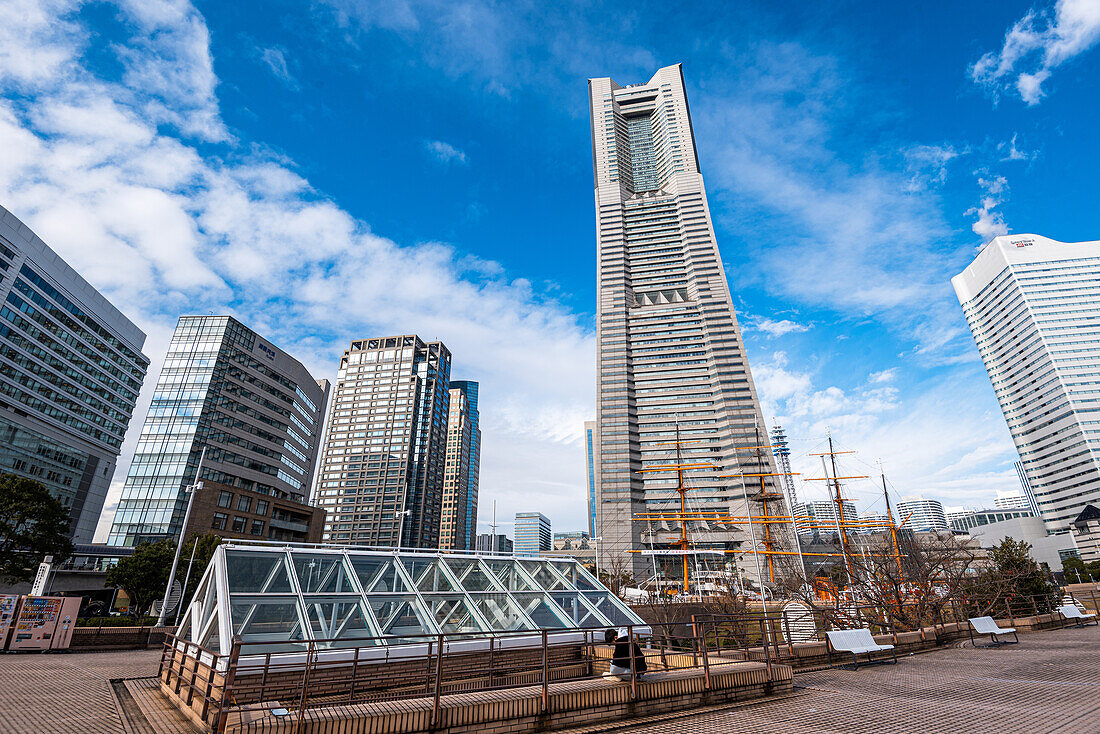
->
left=965, top=515, right=1078, bottom=568
left=184, top=478, right=324, bottom=545
left=950, top=507, right=1033, bottom=533
left=475, top=533, right=513, bottom=554
left=1071, top=505, right=1100, bottom=563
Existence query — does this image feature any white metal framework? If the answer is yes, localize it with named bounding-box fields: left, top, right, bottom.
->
left=177, top=542, right=645, bottom=657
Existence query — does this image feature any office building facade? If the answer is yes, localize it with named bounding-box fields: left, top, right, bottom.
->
left=953, top=234, right=1100, bottom=533
left=584, top=420, right=598, bottom=538
left=895, top=497, right=948, bottom=532
left=588, top=64, right=785, bottom=578
left=315, top=335, right=451, bottom=547
left=440, top=382, right=479, bottom=550
left=450, top=380, right=481, bottom=549
left=514, top=512, right=552, bottom=556
left=0, top=205, right=149, bottom=542
left=475, top=533, right=513, bottom=554
left=107, top=315, right=326, bottom=546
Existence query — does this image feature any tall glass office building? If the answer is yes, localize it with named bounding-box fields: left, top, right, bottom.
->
left=584, top=420, right=598, bottom=538
left=451, top=380, right=481, bottom=550
left=588, top=65, right=786, bottom=578
left=107, top=315, right=327, bottom=546
left=0, top=205, right=149, bottom=542
left=315, top=335, right=451, bottom=548
left=514, top=512, right=552, bottom=556
left=954, top=233, right=1100, bottom=533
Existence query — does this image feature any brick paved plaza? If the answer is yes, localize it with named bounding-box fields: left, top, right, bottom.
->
left=0, top=626, right=1096, bottom=733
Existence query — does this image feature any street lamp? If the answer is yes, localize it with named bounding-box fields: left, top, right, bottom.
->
left=156, top=447, right=206, bottom=628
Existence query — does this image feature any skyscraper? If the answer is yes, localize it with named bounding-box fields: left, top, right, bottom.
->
left=584, top=420, right=598, bottom=538
left=588, top=64, right=785, bottom=578
left=514, top=512, right=551, bottom=556
left=315, top=335, right=451, bottom=547
left=440, top=382, right=479, bottom=550
left=0, top=205, right=150, bottom=542
left=895, top=497, right=948, bottom=532
left=451, top=379, right=481, bottom=549
left=108, top=315, right=327, bottom=546
left=953, top=234, right=1100, bottom=533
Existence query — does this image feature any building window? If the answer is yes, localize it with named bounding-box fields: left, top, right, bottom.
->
left=212, top=512, right=228, bottom=530
left=255, top=499, right=269, bottom=516
left=217, top=491, right=233, bottom=508
left=236, top=495, right=252, bottom=512
left=232, top=516, right=247, bottom=533
left=250, top=520, right=265, bottom=536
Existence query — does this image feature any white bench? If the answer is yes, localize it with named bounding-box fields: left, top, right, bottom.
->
left=1057, top=604, right=1098, bottom=628
left=825, top=628, right=897, bottom=669
left=968, top=616, right=1019, bottom=647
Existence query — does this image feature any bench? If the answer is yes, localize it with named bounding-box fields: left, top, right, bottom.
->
left=968, top=616, right=1018, bottom=647
left=825, top=629, right=897, bottom=669
left=1057, top=604, right=1098, bottom=628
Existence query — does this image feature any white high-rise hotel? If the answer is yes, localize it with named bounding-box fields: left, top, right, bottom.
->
left=589, top=65, right=783, bottom=578
left=953, top=234, right=1100, bottom=534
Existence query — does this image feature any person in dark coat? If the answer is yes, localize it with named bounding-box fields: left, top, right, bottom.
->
left=608, top=627, right=647, bottom=680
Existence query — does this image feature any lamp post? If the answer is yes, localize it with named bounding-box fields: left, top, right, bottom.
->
left=156, top=447, right=206, bottom=628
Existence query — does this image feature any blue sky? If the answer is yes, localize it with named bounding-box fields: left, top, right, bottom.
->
left=1, top=0, right=1099, bottom=537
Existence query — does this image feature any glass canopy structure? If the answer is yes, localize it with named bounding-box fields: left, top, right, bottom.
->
left=177, top=542, right=646, bottom=657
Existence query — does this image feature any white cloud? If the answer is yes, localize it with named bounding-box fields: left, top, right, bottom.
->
left=966, top=174, right=1010, bottom=242
left=747, top=316, right=812, bottom=337
left=903, top=143, right=963, bottom=191
left=259, top=47, right=299, bottom=89
left=0, top=0, right=597, bottom=539
left=753, top=353, right=1017, bottom=512
left=971, top=0, right=1100, bottom=105
left=425, top=139, right=468, bottom=165
left=998, top=133, right=1033, bottom=162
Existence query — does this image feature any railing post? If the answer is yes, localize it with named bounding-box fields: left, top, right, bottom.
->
left=628, top=626, right=637, bottom=702
left=213, top=636, right=241, bottom=734
left=294, top=640, right=314, bottom=734
left=488, top=636, right=495, bottom=686
left=783, top=615, right=793, bottom=655
left=431, top=635, right=444, bottom=728
left=541, top=629, right=550, bottom=712
left=699, top=626, right=711, bottom=691
left=347, top=647, right=360, bottom=704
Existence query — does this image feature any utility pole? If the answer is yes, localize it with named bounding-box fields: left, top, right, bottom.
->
left=157, top=447, right=205, bottom=628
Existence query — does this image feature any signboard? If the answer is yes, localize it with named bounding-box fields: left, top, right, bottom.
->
left=30, top=558, right=52, bottom=595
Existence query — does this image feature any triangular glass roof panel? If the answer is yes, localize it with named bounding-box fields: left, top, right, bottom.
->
left=470, top=594, right=534, bottom=631
left=225, top=550, right=293, bottom=593
left=366, top=595, right=436, bottom=639
left=520, top=560, right=570, bottom=590
left=293, top=554, right=356, bottom=594
left=350, top=555, right=408, bottom=593
left=547, top=592, right=607, bottom=628
left=427, top=595, right=488, bottom=634
left=444, top=558, right=503, bottom=591
left=512, top=592, right=571, bottom=629
left=401, top=557, right=458, bottom=592
left=303, top=599, right=378, bottom=647
left=483, top=559, right=538, bottom=591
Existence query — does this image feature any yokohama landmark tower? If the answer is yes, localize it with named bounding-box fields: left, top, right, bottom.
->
left=589, top=64, right=787, bottom=582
